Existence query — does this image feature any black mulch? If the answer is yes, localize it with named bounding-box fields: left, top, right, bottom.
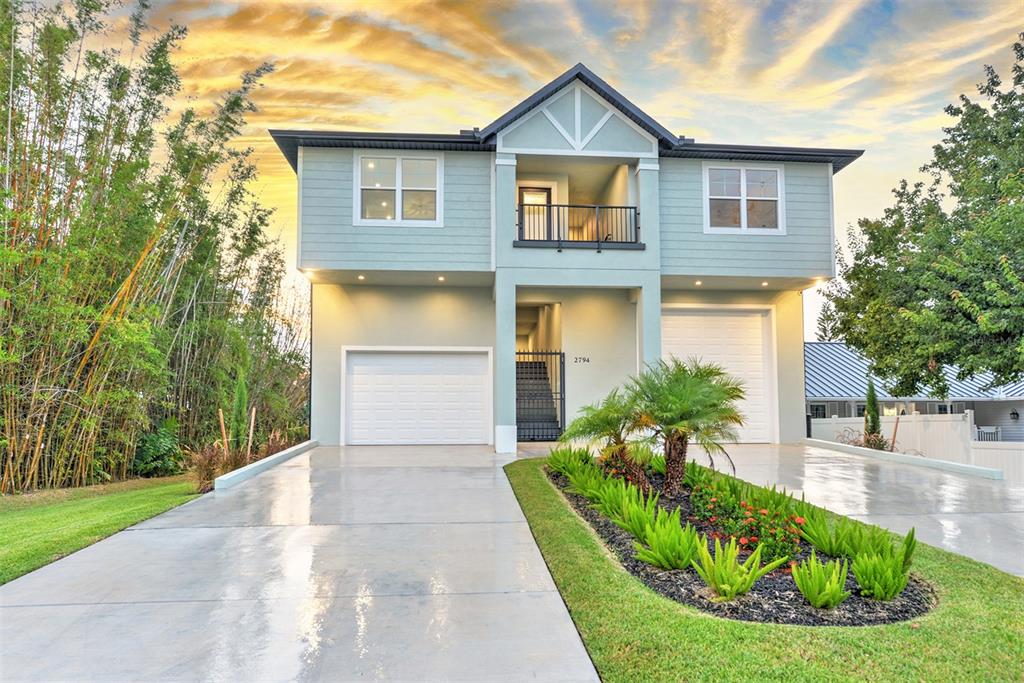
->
left=547, top=469, right=937, bottom=627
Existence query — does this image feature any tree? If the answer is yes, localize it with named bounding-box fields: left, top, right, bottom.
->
left=824, top=35, right=1024, bottom=398
left=628, top=358, right=745, bottom=497
left=560, top=389, right=650, bottom=492
left=865, top=378, right=881, bottom=437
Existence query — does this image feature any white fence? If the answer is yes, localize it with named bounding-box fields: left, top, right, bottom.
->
left=810, top=413, right=974, bottom=462
left=810, top=410, right=1024, bottom=482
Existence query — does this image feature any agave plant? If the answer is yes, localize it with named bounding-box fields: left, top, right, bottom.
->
left=628, top=358, right=745, bottom=496
left=561, top=388, right=652, bottom=492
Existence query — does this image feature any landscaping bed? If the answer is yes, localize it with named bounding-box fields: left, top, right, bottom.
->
left=507, top=457, right=1024, bottom=683
left=549, top=469, right=935, bottom=626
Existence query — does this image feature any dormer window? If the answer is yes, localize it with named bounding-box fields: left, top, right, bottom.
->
left=703, top=162, right=786, bottom=235
left=354, top=152, right=443, bottom=227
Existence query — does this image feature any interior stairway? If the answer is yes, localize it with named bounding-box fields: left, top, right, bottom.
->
left=516, top=359, right=562, bottom=441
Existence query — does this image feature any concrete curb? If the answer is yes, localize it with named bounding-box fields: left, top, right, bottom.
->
left=214, top=440, right=319, bottom=490
left=804, top=438, right=1004, bottom=480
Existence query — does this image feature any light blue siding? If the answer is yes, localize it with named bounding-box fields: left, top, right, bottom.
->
left=299, top=147, right=492, bottom=271
left=659, top=159, right=833, bottom=277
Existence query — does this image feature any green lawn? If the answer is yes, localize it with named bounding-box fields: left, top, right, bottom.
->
left=505, top=458, right=1024, bottom=683
left=0, top=476, right=199, bottom=585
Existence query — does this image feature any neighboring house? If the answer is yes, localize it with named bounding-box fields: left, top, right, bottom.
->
left=805, top=341, right=1024, bottom=441
left=271, top=63, right=863, bottom=453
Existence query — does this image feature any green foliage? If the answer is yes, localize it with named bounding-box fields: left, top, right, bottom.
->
left=562, top=389, right=651, bottom=490
left=650, top=454, right=665, bottom=476
left=824, top=36, right=1024, bottom=395
left=0, top=3, right=309, bottom=491
left=853, top=552, right=910, bottom=601
left=229, top=372, right=250, bottom=452
left=865, top=378, right=881, bottom=436
left=547, top=446, right=593, bottom=477
left=591, top=478, right=660, bottom=538
left=691, top=537, right=789, bottom=601
left=792, top=550, right=852, bottom=609
left=565, top=461, right=608, bottom=500
left=634, top=508, right=702, bottom=570
left=133, top=419, right=183, bottom=477
left=799, top=509, right=856, bottom=557
left=683, top=460, right=713, bottom=489
left=629, top=358, right=745, bottom=495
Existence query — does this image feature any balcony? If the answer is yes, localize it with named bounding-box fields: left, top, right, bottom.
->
left=514, top=204, right=642, bottom=250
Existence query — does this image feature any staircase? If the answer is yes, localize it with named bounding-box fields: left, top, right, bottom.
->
left=516, top=357, right=563, bottom=441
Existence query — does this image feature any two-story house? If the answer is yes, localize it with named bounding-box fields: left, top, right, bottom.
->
left=272, top=64, right=862, bottom=454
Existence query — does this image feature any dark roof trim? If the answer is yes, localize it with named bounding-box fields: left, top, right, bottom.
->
left=270, top=130, right=493, bottom=172
left=664, top=143, right=864, bottom=173
left=478, top=63, right=678, bottom=146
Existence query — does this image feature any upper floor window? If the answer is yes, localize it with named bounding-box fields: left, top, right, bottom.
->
left=354, top=153, right=443, bottom=227
left=703, top=163, right=786, bottom=235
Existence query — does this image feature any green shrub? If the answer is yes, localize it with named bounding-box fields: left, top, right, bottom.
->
left=691, top=482, right=744, bottom=536
left=591, top=478, right=660, bottom=538
left=649, top=454, right=666, bottom=476
left=844, top=524, right=896, bottom=558
left=799, top=509, right=855, bottom=557
left=565, top=462, right=607, bottom=500
left=548, top=446, right=593, bottom=477
left=853, top=528, right=916, bottom=600
left=133, top=419, right=183, bottom=477
left=634, top=508, right=702, bottom=570
left=852, top=551, right=909, bottom=600
left=692, top=537, right=789, bottom=601
left=792, top=550, right=852, bottom=609
left=683, top=460, right=713, bottom=489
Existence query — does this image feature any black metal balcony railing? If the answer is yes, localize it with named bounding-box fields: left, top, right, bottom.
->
left=516, top=204, right=641, bottom=249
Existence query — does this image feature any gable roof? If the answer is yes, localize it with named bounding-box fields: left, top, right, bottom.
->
left=804, top=341, right=1024, bottom=402
left=478, top=63, right=678, bottom=146
left=270, top=63, right=864, bottom=173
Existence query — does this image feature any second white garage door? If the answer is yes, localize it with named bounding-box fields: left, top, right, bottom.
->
left=345, top=350, right=491, bottom=445
left=661, top=309, right=774, bottom=443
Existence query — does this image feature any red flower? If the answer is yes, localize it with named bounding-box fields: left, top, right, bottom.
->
left=710, top=516, right=718, bottom=522
left=794, top=516, right=806, bottom=525
left=710, top=497, right=718, bottom=502
left=739, top=537, right=749, bottom=545
left=750, top=536, right=759, bottom=543
left=759, top=509, right=769, bottom=515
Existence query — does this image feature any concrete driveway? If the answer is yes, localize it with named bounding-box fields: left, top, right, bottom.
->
left=718, top=443, right=1024, bottom=576
left=0, top=446, right=598, bottom=682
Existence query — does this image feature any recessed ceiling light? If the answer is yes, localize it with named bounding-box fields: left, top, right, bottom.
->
left=437, top=275, right=446, bottom=282
left=695, top=280, right=702, bottom=286
left=357, top=274, right=365, bottom=281
left=761, top=281, right=769, bottom=287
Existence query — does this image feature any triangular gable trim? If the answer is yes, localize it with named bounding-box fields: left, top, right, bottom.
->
left=480, top=63, right=677, bottom=146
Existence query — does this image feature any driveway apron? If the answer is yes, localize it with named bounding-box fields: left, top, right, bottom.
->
left=0, top=446, right=598, bottom=682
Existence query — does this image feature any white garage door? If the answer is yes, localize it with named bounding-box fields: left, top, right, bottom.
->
left=661, top=310, right=773, bottom=443
left=345, top=351, right=490, bottom=445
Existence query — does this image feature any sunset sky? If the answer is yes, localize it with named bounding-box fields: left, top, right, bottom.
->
left=138, top=0, right=1022, bottom=337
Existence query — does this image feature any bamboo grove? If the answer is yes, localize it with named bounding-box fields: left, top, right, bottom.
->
left=1, top=1, right=309, bottom=491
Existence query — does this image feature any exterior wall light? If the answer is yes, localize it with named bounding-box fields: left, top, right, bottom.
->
left=437, top=276, right=446, bottom=282
left=1011, top=409, right=1019, bottom=421
left=357, top=274, right=365, bottom=281
left=761, top=281, right=768, bottom=287
left=695, top=280, right=702, bottom=286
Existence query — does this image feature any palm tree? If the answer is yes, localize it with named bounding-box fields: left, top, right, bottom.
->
left=628, top=358, right=745, bottom=497
left=560, top=388, right=652, bottom=492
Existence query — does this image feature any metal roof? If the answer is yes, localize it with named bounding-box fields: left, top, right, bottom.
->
left=804, top=341, right=1024, bottom=401
left=271, top=63, right=864, bottom=175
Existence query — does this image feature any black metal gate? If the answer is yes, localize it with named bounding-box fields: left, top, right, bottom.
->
left=515, top=351, right=565, bottom=441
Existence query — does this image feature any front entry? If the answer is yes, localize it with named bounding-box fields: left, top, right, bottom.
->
left=515, top=351, right=565, bottom=441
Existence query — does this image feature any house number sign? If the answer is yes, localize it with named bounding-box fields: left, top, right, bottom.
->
left=573, top=356, right=591, bottom=364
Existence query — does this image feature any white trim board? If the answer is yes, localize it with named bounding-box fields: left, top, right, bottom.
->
left=340, top=346, right=494, bottom=446
left=496, top=80, right=658, bottom=158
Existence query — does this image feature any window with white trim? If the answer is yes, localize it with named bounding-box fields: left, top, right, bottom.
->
left=704, top=164, right=785, bottom=233
left=355, top=153, right=442, bottom=226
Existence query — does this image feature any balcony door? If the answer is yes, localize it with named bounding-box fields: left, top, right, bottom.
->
left=519, top=186, right=553, bottom=240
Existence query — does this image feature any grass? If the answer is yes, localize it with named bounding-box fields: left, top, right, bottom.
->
left=505, top=458, right=1024, bottom=683
left=0, top=476, right=199, bottom=585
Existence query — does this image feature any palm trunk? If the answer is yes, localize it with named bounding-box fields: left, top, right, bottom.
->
left=663, top=431, right=689, bottom=497
left=615, top=444, right=651, bottom=493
